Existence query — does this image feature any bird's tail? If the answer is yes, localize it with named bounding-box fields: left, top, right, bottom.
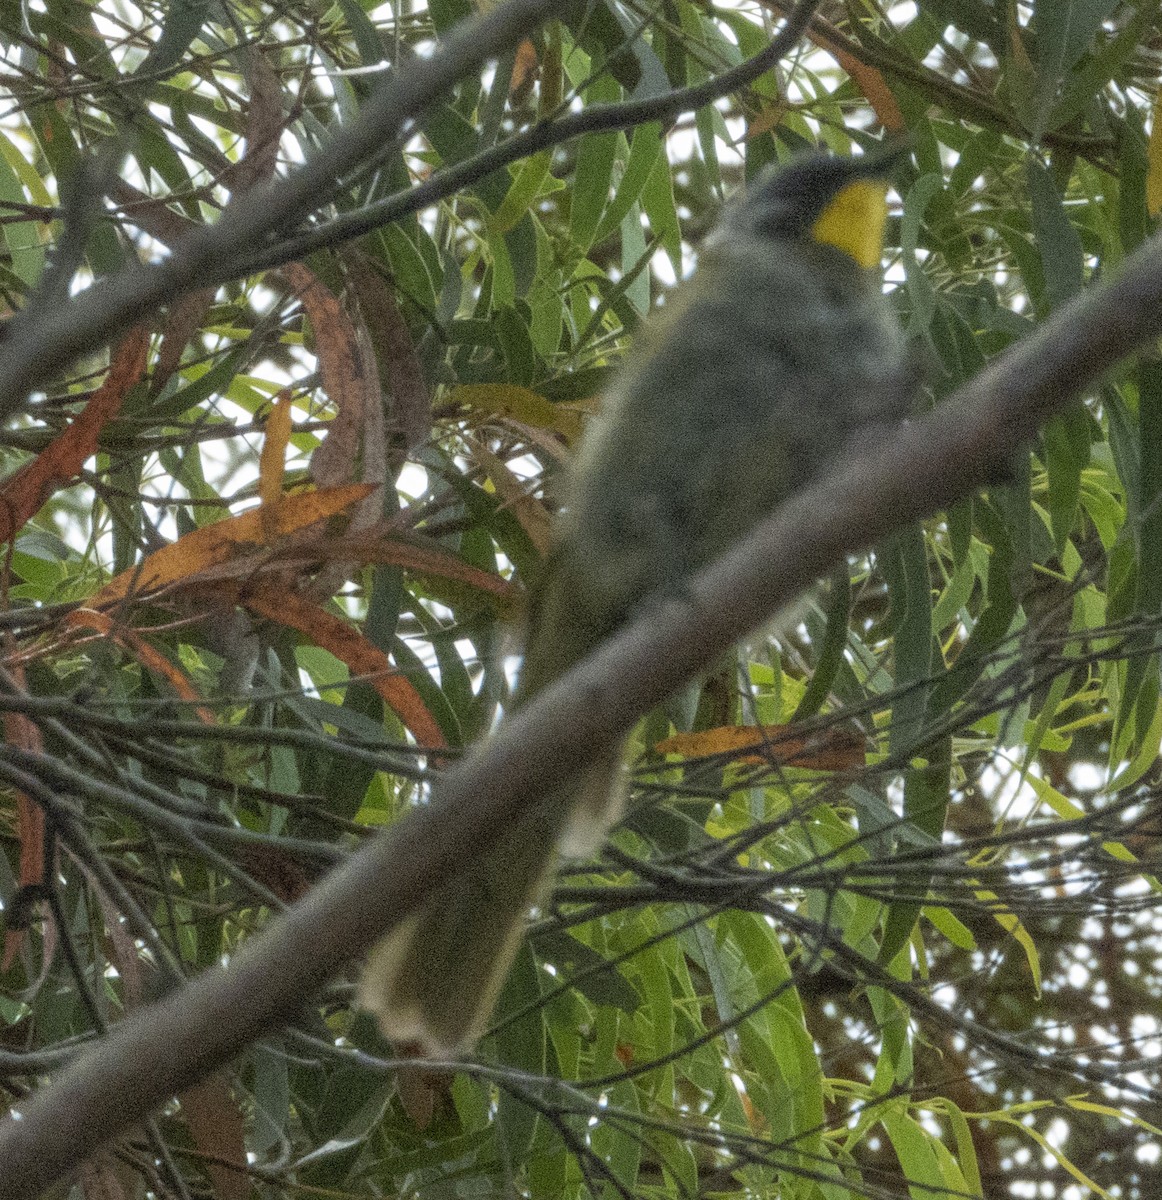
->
left=359, top=550, right=626, bottom=1053
left=357, top=748, right=620, bottom=1055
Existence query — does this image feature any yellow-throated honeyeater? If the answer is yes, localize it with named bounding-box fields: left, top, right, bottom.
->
left=359, top=145, right=917, bottom=1055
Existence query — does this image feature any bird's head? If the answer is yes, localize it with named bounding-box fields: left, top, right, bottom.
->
left=721, top=141, right=911, bottom=269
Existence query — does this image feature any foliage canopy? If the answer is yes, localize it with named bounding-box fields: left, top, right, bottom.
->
left=2, top=0, right=1162, bottom=1197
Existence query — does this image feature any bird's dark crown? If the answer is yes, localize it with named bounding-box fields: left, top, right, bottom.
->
left=723, top=142, right=910, bottom=242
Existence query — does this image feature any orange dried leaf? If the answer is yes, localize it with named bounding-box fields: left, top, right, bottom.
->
left=801, top=23, right=905, bottom=132
left=91, top=484, right=374, bottom=605
left=243, top=586, right=447, bottom=748
left=259, top=389, right=294, bottom=542
left=0, top=326, right=150, bottom=543
left=510, top=37, right=539, bottom=96
left=61, top=609, right=215, bottom=724
left=747, top=103, right=790, bottom=140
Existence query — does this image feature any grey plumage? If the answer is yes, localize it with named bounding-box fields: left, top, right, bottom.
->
left=359, top=149, right=917, bottom=1054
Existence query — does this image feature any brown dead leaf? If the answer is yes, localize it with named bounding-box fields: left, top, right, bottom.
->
left=72, top=855, right=146, bottom=1009
left=395, top=1048, right=455, bottom=1130
left=810, top=32, right=904, bottom=131
left=228, top=46, right=283, bottom=195
left=238, top=844, right=318, bottom=903
left=78, top=1150, right=130, bottom=1200
left=110, top=180, right=201, bottom=245
left=346, top=253, right=432, bottom=457
left=153, top=288, right=215, bottom=393
left=180, top=1074, right=250, bottom=1200
left=1, top=667, right=44, bottom=972
left=282, top=262, right=379, bottom=489
left=60, top=609, right=216, bottom=724
left=747, top=102, right=789, bottom=140
left=278, top=528, right=516, bottom=601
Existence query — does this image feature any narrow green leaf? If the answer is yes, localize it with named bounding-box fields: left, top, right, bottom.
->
left=792, top=565, right=851, bottom=720
left=569, top=75, right=621, bottom=252
left=1026, top=156, right=1084, bottom=310
left=881, top=1108, right=947, bottom=1200
left=134, top=0, right=212, bottom=79
left=1042, top=403, right=1090, bottom=553
left=1033, top=0, right=1118, bottom=133
left=595, top=123, right=663, bottom=244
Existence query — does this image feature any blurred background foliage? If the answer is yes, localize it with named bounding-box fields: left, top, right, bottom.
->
left=2, top=0, right=1162, bottom=1196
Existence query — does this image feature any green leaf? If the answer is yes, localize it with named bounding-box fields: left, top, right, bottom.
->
left=900, top=173, right=943, bottom=334
left=595, top=123, right=664, bottom=244
left=134, top=0, right=212, bottom=79
left=640, top=134, right=682, bottom=272
left=570, top=107, right=620, bottom=251
left=1027, top=156, right=1084, bottom=310
left=881, top=1107, right=951, bottom=1200
left=792, top=565, right=851, bottom=721
left=1033, top=0, right=1118, bottom=134
left=0, top=137, right=44, bottom=288
left=494, top=942, right=546, bottom=1164
left=1042, top=402, right=1090, bottom=553
left=533, top=929, right=640, bottom=1013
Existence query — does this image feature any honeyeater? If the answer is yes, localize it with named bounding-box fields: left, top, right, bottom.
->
left=358, top=144, right=917, bottom=1054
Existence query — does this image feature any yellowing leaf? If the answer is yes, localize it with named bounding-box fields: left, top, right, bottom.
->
left=451, top=383, right=583, bottom=441
left=1025, top=770, right=1152, bottom=870
left=259, top=389, right=294, bottom=541
left=963, top=873, right=1042, bottom=995
left=656, top=724, right=866, bottom=771
left=1149, top=85, right=1162, bottom=216
left=467, top=436, right=551, bottom=554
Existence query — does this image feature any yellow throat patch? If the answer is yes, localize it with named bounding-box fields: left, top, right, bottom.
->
left=811, top=178, right=890, bottom=269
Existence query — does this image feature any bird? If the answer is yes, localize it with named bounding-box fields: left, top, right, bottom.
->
left=358, top=143, right=918, bottom=1055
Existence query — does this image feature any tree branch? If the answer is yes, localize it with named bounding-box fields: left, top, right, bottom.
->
left=0, top=0, right=564, bottom=423
left=227, top=0, right=825, bottom=275
left=2, top=179, right=1162, bottom=1199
